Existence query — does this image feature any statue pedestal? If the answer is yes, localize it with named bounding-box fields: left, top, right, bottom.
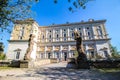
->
left=76, top=54, right=90, bottom=69
left=76, top=60, right=90, bottom=69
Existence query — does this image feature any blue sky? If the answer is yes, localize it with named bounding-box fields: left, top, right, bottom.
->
left=32, top=0, right=120, bottom=50
left=1, top=0, right=120, bottom=52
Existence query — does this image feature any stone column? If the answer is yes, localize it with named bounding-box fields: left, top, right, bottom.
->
left=52, top=46, right=55, bottom=58
left=85, top=44, right=89, bottom=59
left=83, top=27, right=86, bottom=40
left=52, top=29, right=55, bottom=42
left=68, top=45, right=70, bottom=58
left=75, top=27, right=77, bottom=31
left=60, top=29, right=62, bottom=41
left=46, top=30, right=48, bottom=42
left=68, top=28, right=70, bottom=41
left=45, top=46, right=47, bottom=59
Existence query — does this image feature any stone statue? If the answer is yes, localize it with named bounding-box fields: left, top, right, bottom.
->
left=74, top=31, right=89, bottom=68
left=24, top=34, right=35, bottom=60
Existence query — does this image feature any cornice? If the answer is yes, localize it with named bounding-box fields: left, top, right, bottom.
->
left=37, top=38, right=111, bottom=45
left=8, top=40, right=29, bottom=42
left=39, top=19, right=106, bottom=28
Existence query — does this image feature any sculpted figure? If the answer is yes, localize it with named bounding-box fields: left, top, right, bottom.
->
left=74, top=31, right=87, bottom=63
left=24, top=34, right=35, bottom=60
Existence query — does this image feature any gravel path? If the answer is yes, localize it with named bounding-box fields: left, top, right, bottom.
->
left=0, top=62, right=120, bottom=80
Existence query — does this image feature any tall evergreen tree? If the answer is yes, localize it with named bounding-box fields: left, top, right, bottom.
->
left=111, top=44, right=120, bottom=59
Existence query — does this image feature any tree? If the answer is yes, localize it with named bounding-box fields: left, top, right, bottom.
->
left=111, top=44, right=120, bottom=59
left=0, top=0, right=38, bottom=33
left=0, top=43, right=5, bottom=60
left=54, top=0, right=92, bottom=12
left=0, top=53, right=6, bottom=60
left=0, top=0, right=92, bottom=40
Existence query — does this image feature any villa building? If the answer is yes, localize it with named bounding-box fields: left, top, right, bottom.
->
left=7, top=19, right=111, bottom=61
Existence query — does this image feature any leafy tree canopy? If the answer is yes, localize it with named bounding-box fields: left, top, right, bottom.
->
left=0, top=0, right=92, bottom=40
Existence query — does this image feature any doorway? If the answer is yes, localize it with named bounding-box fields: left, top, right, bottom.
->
left=48, top=53, right=51, bottom=59
left=64, top=52, right=67, bottom=61
left=104, top=51, right=108, bottom=57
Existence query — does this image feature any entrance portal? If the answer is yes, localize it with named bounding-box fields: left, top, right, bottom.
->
left=64, top=52, right=67, bottom=61
left=48, top=53, right=51, bottom=59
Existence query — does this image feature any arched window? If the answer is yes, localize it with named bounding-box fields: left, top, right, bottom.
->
left=80, top=32, right=82, bottom=36
left=16, top=52, right=20, bottom=59
left=49, top=35, right=51, bottom=38
left=42, top=35, right=44, bottom=39
left=88, top=32, right=90, bottom=36
left=72, top=33, right=74, bottom=37
left=57, top=34, right=59, bottom=38
left=88, top=32, right=91, bottom=39
left=64, top=34, right=66, bottom=37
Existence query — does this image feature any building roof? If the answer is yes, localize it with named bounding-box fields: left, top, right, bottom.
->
left=39, top=19, right=106, bottom=28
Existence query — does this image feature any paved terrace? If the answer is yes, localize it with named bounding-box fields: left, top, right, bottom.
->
left=0, top=61, right=120, bottom=80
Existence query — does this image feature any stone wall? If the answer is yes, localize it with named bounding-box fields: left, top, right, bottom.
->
left=0, top=60, right=10, bottom=67
left=34, top=59, right=51, bottom=67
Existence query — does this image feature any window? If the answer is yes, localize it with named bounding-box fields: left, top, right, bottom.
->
left=80, top=32, right=82, bottom=36
left=88, top=32, right=91, bottom=39
left=42, top=35, right=44, bottom=39
left=64, top=38, right=66, bottom=41
left=48, top=53, right=51, bottom=59
left=18, top=36, right=22, bottom=40
left=72, top=33, right=74, bottom=37
left=98, top=30, right=102, bottom=35
left=16, top=52, right=20, bottom=59
left=64, top=29, right=66, bottom=31
left=19, top=27, right=24, bottom=40
left=64, top=34, right=66, bottom=37
left=57, top=34, right=59, bottom=38
left=91, top=51, right=94, bottom=58
left=49, top=35, right=51, bottom=38
left=104, top=51, right=108, bottom=57
left=49, top=40, right=51, bottom=42
left=70, top=28, right=73, bottom=31
left=88, top=32, right=90, bottom=36
left=22, top=27, right=24, bottom=30
left=56, top=30, right=58, bottom=32
left=97, top=26, right=102, bottom=35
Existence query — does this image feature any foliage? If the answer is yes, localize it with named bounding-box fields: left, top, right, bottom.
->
left=111, top=44, right=120, bottom=59
left=74, top=50, right=78, bottom=58
left=99, top=68, right=120, bottom=73
left=54, top=0, right=92, bottom=12
left=0, top=0, right=38, bottom=39
left=0, top=44, right=4, bottom=52
left=0, top=53, right=6, bottom=60
left=0, top=0, right=92, bottom=40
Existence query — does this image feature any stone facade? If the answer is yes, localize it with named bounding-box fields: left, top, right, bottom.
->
left=7, top=19, right=111, bottom=61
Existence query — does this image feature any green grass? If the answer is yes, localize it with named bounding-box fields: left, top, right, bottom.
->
left=0, top=66, right=14, bottom=69
left=98, top=68, right=120, bottom=72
